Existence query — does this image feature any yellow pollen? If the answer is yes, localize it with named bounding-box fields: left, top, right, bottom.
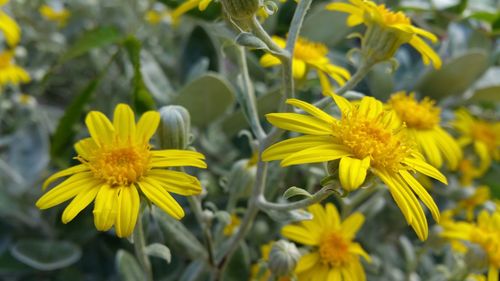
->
left=334, top=110, right=411, bottom=171
left=81, top=143, right=151, bottom=186
left=472, top=122, right=497, bottom=151
left=389, top=93, right=440, bottom=130
left=319, top=232, right=351, bottom=267
left=293, top=37, right=329, bottom=62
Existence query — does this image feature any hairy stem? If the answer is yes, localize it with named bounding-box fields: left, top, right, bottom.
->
left=257, top=184, right=338, bottom=212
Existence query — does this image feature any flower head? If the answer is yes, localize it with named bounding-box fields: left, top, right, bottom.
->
left=282, top=203, right=370, bottom=280
left=260, top=36, right=350, bottom=95
left=0, top=50, right=30, bottom=88
left=36, top=104, right=206, bottom=238
left=39, top=4, right=70, bottom=27
left=456, top=186, right=490, bottom=221
left=262, top=95, right=447, bottom=240
left=0, top=1, right=20, bottom=47
left=327, top=0, right=441, bottom=68
left=388, top=92, right=462, bottom=169
left=223, top=213, right=241, bottom=236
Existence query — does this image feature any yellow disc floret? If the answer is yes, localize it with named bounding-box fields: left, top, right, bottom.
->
left=389, top=92, right=440, bottom=130
left=319, top=231, right=351, bottom=267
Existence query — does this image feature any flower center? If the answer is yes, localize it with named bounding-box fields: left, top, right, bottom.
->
left=334, top=110, right=411, bottom=172
left=319, top=232, right=351, bottom=267
left=472, top=122, right=497, bottom=151
left=82, top=144, right=151, bottom=186
left=294, top=38, right=329, bottom=62
left=389, top=93, right=440, bottom=130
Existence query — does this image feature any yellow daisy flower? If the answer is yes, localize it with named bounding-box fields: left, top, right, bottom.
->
left=223, top=213, right=241, bottom=236
left=36, top=104, right=206, bottom=238
left=441, top=210, right=500, bottom=281
left=451, top=109, right=500, bottom=173
left=456, top=186, right=490, bottom=221
left=170, top=0, right=213, bottom=25
left=326, top=0, right=441, bottom=69
left=262, top=95, right=447, bottom=240
left=39, top=4, right=70, bottom=27
left=260, top=36, right=350, bottom=95
left=388, top=92, right=462, bottom=170
left=282, top=203, right=370, bottom=280
left=439, top=210, right=468, bottom=254
left=0, top=50, right=30, bottom=88
left=0, top=0, right=20, bottom=47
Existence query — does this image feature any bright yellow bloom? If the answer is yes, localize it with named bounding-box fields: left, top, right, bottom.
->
left=439, top=210, right=468, bottom=254
left=388, top=92, right=462, bottom=170
left=452, top=109, right=500, bottom=173
left=327, top=0, right=441, bottom=69
left=249, top=242, right=291, bottom=281
left=467, top=274, right=487, bottom=281
left=39, top=4, right=70, bottom=27
left=260, top=36, right=350, bottom=95
left=0, top=0, right=20, bottom=47
left=223, top=213, right=241, bottom=236
left=36, top=104, right=206, bottom=238
left=441, top=210, right=500, bottom=281
left=282, top=203, right=370, bottom=280
left=0, top=51, right=30, bottom=88
left=170, top=0, right=212, bottom=25
left=263, top=95, right=447, bottom=240
left=456, top=186, right=490, bottom=221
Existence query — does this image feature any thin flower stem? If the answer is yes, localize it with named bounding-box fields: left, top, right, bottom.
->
left=257, top=184, right=337, bottom=212
left=187, top=196, right=216, bottom=267
left=235, top=45, right=267, bottom=141
left=134, top=212, right=153, bottom=281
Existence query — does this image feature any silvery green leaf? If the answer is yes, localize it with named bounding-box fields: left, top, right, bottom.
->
left=302, top=3, right=350, bottom=46
left=145, top=243, right=171, bottom=264
left=282, top=186, right=312, bottom=200
left=116, top=249, right=145, bottom=281
left=141, top=50, right=173, bottom=104
left=10, top=240, right=81, bottom=271
left=235, top=33, right=268, bottom=50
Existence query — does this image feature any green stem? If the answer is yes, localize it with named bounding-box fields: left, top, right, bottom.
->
left=257, top=184, right=338, bottom=211
left=187, top=196, right=216, bottom=268
left=133, top=212, right=153, bottom=281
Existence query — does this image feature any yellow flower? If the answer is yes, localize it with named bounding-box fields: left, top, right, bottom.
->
left=0, top=50, right=30, bottom=88
left=262, top=95, right=447, bottom=240
left=0, top=0, right=20, bottom=47
left=452, top=109, right=500, bottom=173
left=326, top=0, right=441, bottom=68
left=36, top=104, right=206, bottom=238
left=260, top=36, right=350, bottom=95
left=170, top=0, right=213, bottom=25
left=439, top=210, right=468, bottom=254
left=458, top=158, right=482, bottom=186
left=250, top=242, right=291, bottom=281
left=466, top=274, right=487, bottom=281
left=456, top=186, right=490, bottom=221
left=145, top=10, right=167, bottom=25
left=223, top=213, right=241, bottom=236
left=39, top=4, right=70, bottom=26
left=282, top=203, right=370, bottom=280
left=441, top=210, right=500, bottom=281
left=388, top=92, right=462, bottom=170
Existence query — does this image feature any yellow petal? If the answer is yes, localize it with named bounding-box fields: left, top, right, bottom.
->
left=339, top=156, right=370, bottom=191
left=260, top=53, right=281, bottom=67
left=147, top=170, right=202, bottom=195
left=85, top=111, right=115, bottom=146
left=151, top=150, right=207, bottom=168
left=325, top=203, right=341, bottom=228
left=42, top=164, right=90, bottom=190
left=115, top=186, right=140, bottom=238
left=61, top=182, right=101, bottom=224
left=136, top=111, right=160, bottom=143
left=403, top=157, right=447, bottom=184
left=325, top=2, right=362, bottom=17
left=399, top=170, right=440, bottom=222
left=139, top=179, right=185, bottom=219
left=292, top=59, right=307, bottom=79
left=358, top=96, right=384, bottom=119
left=488, top=265, right=498, bottom=281
left=171, top=0, right=199, bottom=24
left=93, top=184, right=119, bottom=231
left=74, top=138, right=98, bottom=159
left=262, top=135, right=334, bottom=161
left=416, top=131, right=443, bottom=168
left=113, top=104, right=136, bottom=142
left=37, top=173, right=98, bottom=209
left=0, top=11, right=20, bottom=47
left=331, top=94, right=353, bottom=114
left=281, top=144, right=351, bottom=166
left=474, top=141, right=492, bottom=173
left=409, top=36, right=442, bottom=69
left=327, top=269, right=342, bottom=281
left=433, top=128, right=462, bottom=170
left=266, top=113, right=333, bottom=135
left=349, top=243, right=371, bottom=263
left=317, top=70, right=334, bottom=96
left=286, top=98, right=336, bottom=124
left=281, top=225, right=319, bottom=246
left=340, top=212, right=365, bottom=238
left=296, top=252, right=320, bottom=273
left=198, top=0, right=212, bottom=11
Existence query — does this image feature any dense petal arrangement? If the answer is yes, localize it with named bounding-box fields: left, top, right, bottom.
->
left=0, top=50, right=30, bottom=87
left=260, top=36, right=350, bottom=95
left=262, top=95, right=447, bottom=240
left=282, top=203, right=370, bottom=280
left=451, top=109, right=500, bottom=173
left=36, top=104, right=206, bottom=238
left=326, top=0, right=441, bottom=68
left=388, top=92, right=462, bottom=169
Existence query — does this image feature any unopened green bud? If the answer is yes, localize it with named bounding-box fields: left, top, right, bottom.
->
left=221, top=0, right=260, bottom=20
left=268, top=240, right=300, bottom=277
left=158, top=105, right=191, bottom=150
left=361, top=24, right=413, bottom=65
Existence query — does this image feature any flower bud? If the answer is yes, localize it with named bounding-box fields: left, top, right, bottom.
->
left=220, top=0, right=260, bottom=20
left=158, top=105, right=191, bottom=150
left=268, top=240, right=300, bottom=277
left=361, top=24, right=413, bottom=65
left=225, top=157, right=257, bottom=211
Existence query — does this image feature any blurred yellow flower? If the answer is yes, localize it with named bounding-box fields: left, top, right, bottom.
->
left=452, top=109, right=500, bottom=173
left=170, top=0, right=212, bottom=25
left=439, top=210, right=468, bottom=254
left=223, top=213, right=241, bottom=236
left=39, top=4, right=70, bottom=26
left=0, top=0, right=20, bottom=47
left=282, top=203, right=370, bottom=280
left=145, top=10, right=167, bottom=25
left=466, top=274, right=487, bottom=281
left=458, top=158, right=481, bottom=186
left=388, top=92, right=462, bottom=170
left=260, top=36, right=350, bottom=95
left=263, top=95, right=447, bottom=240
left=37, top=104, right=206, bottom=238
left=441, top=210, right=500, bottom=281
left=327, top=0, right=441, bottom=68
left=456, top=186, right=490, bottom=221
left=0, top=50, right=30, bottom=88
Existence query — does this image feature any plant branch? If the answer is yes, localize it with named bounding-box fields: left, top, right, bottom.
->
left=134, top=212, right=153, bottom=281
left=257, top=184, right=337, bottom=212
